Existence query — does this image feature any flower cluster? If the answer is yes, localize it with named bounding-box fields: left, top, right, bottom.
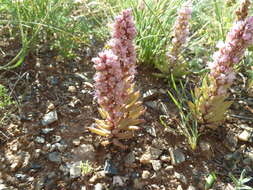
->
left=208, top=16, right=253, bottom=95
left=109, top=9, right=137, bottom=81
left=236, top=0, right=251, bottom=21
left=90, top=9, right=145, bottom=148
left=166, top=1, right=192, bottom=65
left=189, top=16, right=253, bottom=129
left=92, top=50, right=125, bottom=122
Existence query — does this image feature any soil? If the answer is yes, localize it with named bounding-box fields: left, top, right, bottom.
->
left=0, top=35, right=253, bottom=190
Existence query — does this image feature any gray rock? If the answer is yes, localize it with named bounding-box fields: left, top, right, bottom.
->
left=243, top=158, right=252, bottom=166
left=94, top=183, right=103, bottom=190
left=199, top=141, right=213, bottom=159
left=151, top=160, right=162, bottom=171
left=140, top=147, right=163, bottom=164
left=224, top=132, right=238, bottom=151
left=41, top=128, right=54, bottom=134
left=47, top=172, right=56, bottom=179
left=169, top=148, right=185, bottom=165
left=51, top=142, right=67, bottom=152
left=174, top=172, right=187, bottom=184
left=35, top=137, right=45, bottom=144
left=238, top=130, right=253, bottom=142
left=15, top=173, right=26, bottom=181
left=89, top=171, right=106, bottom=183
left=59, top=164, right=69, bottom=175
left=72, top=144, right=95, bottom=162
left=52, top=135, right=62, bottom=143
left=48, top=152, right=61, bottom=163
left=124, top=152, right=136, bottom=166
left=30, top=163, right=42, bottom=170
left=142, top=170, right=150, bottom=179
left=144, top=125, right=157, bottom=137
left=113, top=176, right=126, bottom=186
left=72, top=139, right=81, bottom=146
left=69, top=161, right=82, bottom=179
left=104, top=160, right=118, bottom=175
left=145, top=101, right=158, bottom=110
left=41, top=111, right=58, bottom=126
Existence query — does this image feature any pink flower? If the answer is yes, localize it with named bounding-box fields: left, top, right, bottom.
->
left=208, top=16, right=253, bottom=96
left=167, top=1, right=192, bottom=65
left=92, top=9, right=138, bottom=128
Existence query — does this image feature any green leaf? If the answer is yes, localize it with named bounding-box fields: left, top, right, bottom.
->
left=205, top=172, right=217, bottom=189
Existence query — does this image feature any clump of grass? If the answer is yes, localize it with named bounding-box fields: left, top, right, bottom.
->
left=229, top=169, right=253, bottom=190
left=0, top=84, right=13, bottom=109
left=160, top=75, right=200, bottom=150
left=0, top=84, right=14, bottom=127
left=110, top=0, right=182, bottom=68
left=80, top=160, right=93, bottom=176
left=0, top=0, right=112, bottom=69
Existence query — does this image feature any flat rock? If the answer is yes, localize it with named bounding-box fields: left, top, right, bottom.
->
left=199, top=141, right=213, bottom=159
left=113, top=176, right=127, bottom=186
left=71, top=144, right=95, bottom=162
left=124, top=152, right=136, bottom=166
left=224, top=132, right=238, bottom=151
left=174, top=172, right=187, bottom=184
left=142, top=170, right=150, bottom=179
left=238, top=130, right=253, bottom=142
left=169, top=147, right=185, bottom=165
left=35, top=137, right=45, bottom=144
left=104, top=160, right=118, bottom=175
left=48, top=152, right=61, bottom=163
left=69, top=161, right=82, bottom=179
left=41, top=111, right=58, bottom=126
left=151, top=160, right=162, bottom=171
left=140, top=147, right=163, bottom=164
left=41, top=128, right=54, bottom=134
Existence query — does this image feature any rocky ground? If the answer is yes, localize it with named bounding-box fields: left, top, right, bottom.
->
left=0, top=45, right=253, bottom=190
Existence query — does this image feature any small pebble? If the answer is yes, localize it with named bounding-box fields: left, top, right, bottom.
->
left=68, top=86, right=77, bottom=93
left=35, top=137, right=45, bottom=144
left=72, top=139, right=81, bottom=146
left=142, top=170, right=150, bottom=179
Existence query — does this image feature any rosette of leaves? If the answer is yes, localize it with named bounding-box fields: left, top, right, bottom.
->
left=89, top=87, right=145, bottom=149
left=188, top=76, right=233, bottom=129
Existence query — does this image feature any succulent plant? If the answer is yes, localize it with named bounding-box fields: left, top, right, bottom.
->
left=189, top=16, right=253, bottom=129
left=89, top=9, right=145, bottom=149
left=164, top=0, right=192, bottom=76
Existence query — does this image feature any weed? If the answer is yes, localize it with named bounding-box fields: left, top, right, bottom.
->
left=161, top=75, right=200, bottom=150
left=0, top=84, right=13, bottom=109
left=0, top=0, right=111, bottom=69
left=80, top=160, right=93, bottom=176
left=229, top=169, right=253, bottom=190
